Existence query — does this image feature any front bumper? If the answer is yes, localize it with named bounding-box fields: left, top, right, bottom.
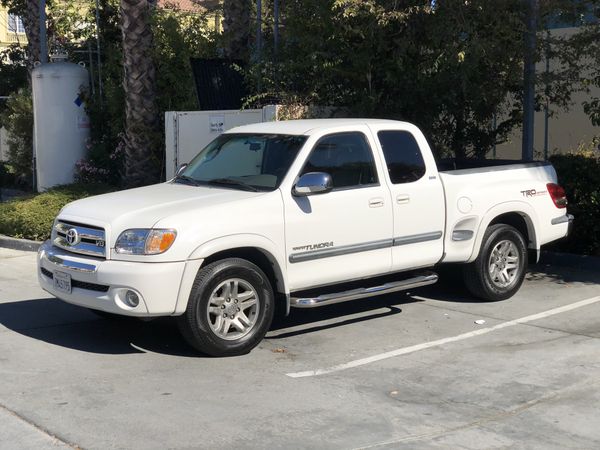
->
left=37, top=241, right=201, bottom=317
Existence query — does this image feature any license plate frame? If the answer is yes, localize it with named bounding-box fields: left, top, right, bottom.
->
left=53, top=270, right=72, bottom=294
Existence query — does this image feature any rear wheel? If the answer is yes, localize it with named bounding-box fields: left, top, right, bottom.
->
left=463, top=224, right=528, bottom=301
left=177, top=258, right=274, bottom=356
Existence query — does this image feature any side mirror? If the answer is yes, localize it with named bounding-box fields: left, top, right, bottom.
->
left=176, top=163, right=188, bottom=177
left=293, top=172, right=333, bottom=196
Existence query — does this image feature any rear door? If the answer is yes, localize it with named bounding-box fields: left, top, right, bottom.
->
left=370, top=125, right=445, bottom=271
left=282, top=128, right=393, bottom=291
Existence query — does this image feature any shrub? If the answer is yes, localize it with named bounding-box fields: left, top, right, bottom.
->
left=0, top=89, right=33, bottom=186
left=550, top=139, right=600, bottom=256
left=0, top=183, right=115, bottom=241
left=0, top=162, right=17, bottom=189
left=74, top=134, right=125, bottom=185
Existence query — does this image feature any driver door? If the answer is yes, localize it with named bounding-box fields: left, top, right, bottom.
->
left=283, top=129, right=393, bottom=291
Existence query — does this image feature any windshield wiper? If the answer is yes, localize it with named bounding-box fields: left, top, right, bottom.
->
left=173, top=175, right=202, bottom=186
left=207, top=178, right=260, bottom=192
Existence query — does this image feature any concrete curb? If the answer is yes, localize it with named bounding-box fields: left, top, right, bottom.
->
left=0, top=234, right=43, bottom=252
left=538, top=251, right=600, bottom=272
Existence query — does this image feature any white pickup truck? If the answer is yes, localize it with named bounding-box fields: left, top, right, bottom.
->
left=38, top=119, right=573, bottom=356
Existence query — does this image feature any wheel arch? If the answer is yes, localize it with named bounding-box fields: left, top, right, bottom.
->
left=175, top=234, right=289, bottom=315
left=468, top=202, right=539, bottom=263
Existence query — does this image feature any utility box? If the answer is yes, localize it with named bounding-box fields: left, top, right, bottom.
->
left=165, top=106, right=277, bottom=179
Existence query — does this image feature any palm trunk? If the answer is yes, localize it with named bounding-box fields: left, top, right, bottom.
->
left=222, top=0, right=251, bottom=61
left=21, top=0, right=42, bottom=75
left=120, top=0, right=160, bottom=187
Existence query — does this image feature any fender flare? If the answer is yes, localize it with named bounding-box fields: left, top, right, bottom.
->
left=468, top=201, right=540, bottom=263
left=173, top=234, right=290, bottom=315
left=187, top=233, right=289, bottom=294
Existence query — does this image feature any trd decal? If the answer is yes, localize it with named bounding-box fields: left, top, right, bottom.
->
left=521, top=189, right=547, bottom=198
left=292, top=242, right=334, bottom=252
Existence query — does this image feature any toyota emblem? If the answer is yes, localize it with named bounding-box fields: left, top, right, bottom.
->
left=65, top=228, right=80, bottom=246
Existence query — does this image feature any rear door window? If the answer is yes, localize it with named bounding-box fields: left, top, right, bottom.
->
left=378, top=131, right=426, bottom=184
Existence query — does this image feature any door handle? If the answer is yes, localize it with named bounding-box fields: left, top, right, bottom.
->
left=369, top=197, right=384, bottom=208
left=396, top=194, right=410, bottom=204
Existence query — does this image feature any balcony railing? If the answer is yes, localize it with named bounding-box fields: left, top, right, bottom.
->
left=3, top=33, right=27, bottom=45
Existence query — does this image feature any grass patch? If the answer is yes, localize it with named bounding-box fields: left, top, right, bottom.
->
left=0, top=184, right=116, bottom=241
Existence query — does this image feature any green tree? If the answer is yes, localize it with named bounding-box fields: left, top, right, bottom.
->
left=0, top=89, right=33, bottom=181
left=252, top=0, right=600, bottom=158
left=78, top=0, right=217, bottom=184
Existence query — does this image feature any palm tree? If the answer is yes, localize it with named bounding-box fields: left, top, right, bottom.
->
left=222, top=0, right=251, bottom=61
left=120, top=0, right=160, bottom=186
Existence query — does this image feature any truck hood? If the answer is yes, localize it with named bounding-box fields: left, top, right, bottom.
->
left=59, top=182, right=264, bottom=229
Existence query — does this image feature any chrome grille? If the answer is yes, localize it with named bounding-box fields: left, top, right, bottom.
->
left=53, top=220, right=106, bottom=258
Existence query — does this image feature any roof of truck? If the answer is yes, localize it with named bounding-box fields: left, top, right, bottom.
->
left=225, top=118, right=411, bottom=136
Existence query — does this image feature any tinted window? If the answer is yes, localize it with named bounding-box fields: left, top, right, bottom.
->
left=301, top=133, right=378, bottom=189
left=378, top=131, right=426, bottom=184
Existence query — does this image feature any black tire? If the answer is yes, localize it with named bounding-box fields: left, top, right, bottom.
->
left=177, top=258, right=275, bottom=356
left=463, top=224, right=528, bottom=301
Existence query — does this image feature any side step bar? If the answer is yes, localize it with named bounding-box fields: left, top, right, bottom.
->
left=290, top=271, right=438, bottom=309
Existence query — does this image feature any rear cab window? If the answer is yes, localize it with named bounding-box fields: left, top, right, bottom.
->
left=377, top=130, right=426, bottom=184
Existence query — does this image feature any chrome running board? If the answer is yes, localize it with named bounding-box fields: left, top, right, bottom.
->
left=290, top=272, right=438, bottom=308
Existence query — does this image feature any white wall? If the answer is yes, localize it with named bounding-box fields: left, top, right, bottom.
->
left=494, top=27, right=600, bottom=159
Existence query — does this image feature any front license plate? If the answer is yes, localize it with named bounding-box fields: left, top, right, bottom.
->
left=53, top=270, right=72, bottom=294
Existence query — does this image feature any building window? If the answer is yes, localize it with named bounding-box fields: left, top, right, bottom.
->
left=8, top=14, right=26, bottom=34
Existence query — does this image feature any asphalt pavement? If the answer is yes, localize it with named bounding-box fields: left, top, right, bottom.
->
left=1, top=247, right=599, bottom=449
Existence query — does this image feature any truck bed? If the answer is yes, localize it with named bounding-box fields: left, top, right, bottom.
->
left=437, top=158, right=551, bottom=174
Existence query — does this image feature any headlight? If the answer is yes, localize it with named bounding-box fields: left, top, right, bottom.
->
left=115, top=229, right=177, bottom=255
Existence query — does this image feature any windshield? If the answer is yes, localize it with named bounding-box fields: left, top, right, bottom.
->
left=175, top=133, right=307, bottom=191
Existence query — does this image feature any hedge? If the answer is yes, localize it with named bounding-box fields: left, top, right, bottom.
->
left=0, top=184, right=115, bottom=241
left=550, top=151, right=600, bottom=256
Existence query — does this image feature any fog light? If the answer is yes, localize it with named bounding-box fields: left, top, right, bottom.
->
left=125, top=290, right=140, bottom=307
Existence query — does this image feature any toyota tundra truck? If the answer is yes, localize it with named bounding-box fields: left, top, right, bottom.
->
left=37, top=119, right=573, bottom=356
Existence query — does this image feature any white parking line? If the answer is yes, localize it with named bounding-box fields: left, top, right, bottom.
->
left=286, top=295, right=600, bottom=378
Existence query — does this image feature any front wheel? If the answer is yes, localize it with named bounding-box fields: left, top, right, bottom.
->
left=463, top=224, right=528, bottom=301
left=177, top=258, right=274, bottom=356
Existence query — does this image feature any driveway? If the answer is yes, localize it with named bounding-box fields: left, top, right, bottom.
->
left=1, top=247, right=599, bottom=449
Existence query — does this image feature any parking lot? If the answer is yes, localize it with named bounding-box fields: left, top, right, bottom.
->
left=1, top=247, right=600, bottom=449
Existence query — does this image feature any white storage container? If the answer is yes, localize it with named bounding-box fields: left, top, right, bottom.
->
left=32, top=61, right=90, bottom=191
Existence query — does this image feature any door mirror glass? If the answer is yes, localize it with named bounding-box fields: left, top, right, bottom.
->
left=293, top=172, right=333, bottom=196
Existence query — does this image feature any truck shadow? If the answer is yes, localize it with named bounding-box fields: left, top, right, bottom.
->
left=267, top=293, right=420, bottom=339
left=2, top=259, right=595, bottom=356
left=417, top=261, right=600, bottom=304
left=0, top=294, right=421, bottom=357
left=0, top=298, right=197, bottom=357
